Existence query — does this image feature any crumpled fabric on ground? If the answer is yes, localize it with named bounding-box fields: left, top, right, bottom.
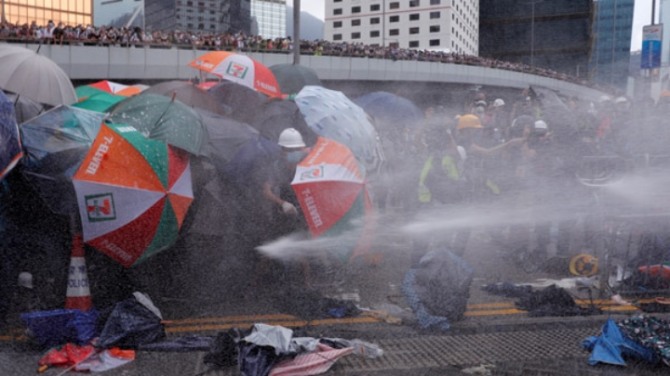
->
left=269, top=343, right=353, bottom=376
left=618, top=315, right=670, bottom=366
left=483, top=283, right=601, bottom=317
left=582, top=319, right=658, bottom=366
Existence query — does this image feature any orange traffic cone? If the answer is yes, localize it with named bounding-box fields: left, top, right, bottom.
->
left=65, top=233, right=93, bottom=311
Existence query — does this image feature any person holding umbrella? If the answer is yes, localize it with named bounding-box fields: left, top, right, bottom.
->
left=262, top=128, right=311, bottom=235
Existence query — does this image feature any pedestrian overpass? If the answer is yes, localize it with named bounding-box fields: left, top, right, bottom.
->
left=4, top=42, right=606, bottom=101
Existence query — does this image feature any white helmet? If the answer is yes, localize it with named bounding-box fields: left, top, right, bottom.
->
left=278, top=128, right=306, bottom=149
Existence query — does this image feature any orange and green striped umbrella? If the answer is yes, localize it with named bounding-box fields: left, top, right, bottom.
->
left=72, top=122, right=193, bottom=267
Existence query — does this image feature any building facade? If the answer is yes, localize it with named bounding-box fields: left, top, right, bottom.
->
left=324, top=0, right=479, bottom=54
left=1, top=0, right=92, bottom=26
left=479, top=0, right=592, bottom=79
left=590, top=0, right=634, bottom=89
left=143, top=0, right=250, bottom=34
left=250, top=0, right=285, bottom=39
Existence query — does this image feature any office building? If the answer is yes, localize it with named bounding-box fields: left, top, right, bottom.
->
left=1, top=0, right=92, bottom=26
left=143, top=0, right=250, bottom=34
left=590, top=0, right=634, bottom=89
left=251, top=0, right=286, bottom=39
left=324, top=0, right=479, bottom=54
left=479, top=0, right=592, bottom=79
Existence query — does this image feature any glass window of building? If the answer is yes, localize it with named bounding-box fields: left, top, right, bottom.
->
left=409, top=40, right=419, bottom=47
left=334, top=33, right=342, bottom=40
left=430, top=25, right=440, bottom=32
left=352, top=6, right=361, bottom=13
left=430, top=12, right=440, bottom=19
left=3, top=0, right=92, bottom=27
left=352, top=19, right=361, bottom=26
left=334, top=8, right=342, bottom=15
left=390, top=15, right=399, bottom=23
left=371, top=4, right=380, bottom=11
left=334, top=21, right=342, bottom=28
left=390, top=28, right=399, bottom=36
left=409, top=27, right=419, bottom=34
left=410, top=0, right=420, bottom=7
left=430, top=39, right=440, bottom=46
left=410, top=13, right=420, bottom=21
left=430, top=0, right=441, bottom=4
left=352, top=32, right=361, bottom=39
left=370, top=30, right=380, bottom=37
left=389, top=2, right=399, bottom=10
left=371, top=17, right=380, bottom=24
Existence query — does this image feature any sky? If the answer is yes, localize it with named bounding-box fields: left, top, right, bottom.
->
left=289, top=0, right=651, bottom=51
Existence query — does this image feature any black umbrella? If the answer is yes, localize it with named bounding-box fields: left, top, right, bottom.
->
left=144, top=80, right=232, bottom=116
left=269, top=64, right=322, bottom=95
left=206, top=81, right=268, bottom=124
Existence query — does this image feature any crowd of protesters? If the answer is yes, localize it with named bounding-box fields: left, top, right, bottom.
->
left=389, top=87, right=670, bottom=276
left=0, top=19, right=602, bottom=90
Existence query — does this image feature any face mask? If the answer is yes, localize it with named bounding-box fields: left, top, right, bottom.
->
left=285, top=150, right=306, bottom=163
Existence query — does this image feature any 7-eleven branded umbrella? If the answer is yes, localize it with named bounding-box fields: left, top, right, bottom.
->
left=188, top=51, right=281, bottom=98
left=72, top=122, right=193, bottom=267
left=291, top=137, right=372, bottom=239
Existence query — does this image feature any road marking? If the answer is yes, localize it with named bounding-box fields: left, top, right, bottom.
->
left=165, top=316, right=381, bottom=333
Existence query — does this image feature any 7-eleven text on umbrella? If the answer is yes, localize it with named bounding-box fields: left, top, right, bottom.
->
left=85, top=135, right=114, bottom=175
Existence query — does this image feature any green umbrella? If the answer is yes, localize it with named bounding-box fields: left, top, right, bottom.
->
left=73, top=91, right=125, bottom=113
left=108, top=93, right=208, bottom=156
left=75, top=85, right=107, bottom=100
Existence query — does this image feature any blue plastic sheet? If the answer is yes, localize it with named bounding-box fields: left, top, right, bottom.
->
left=583, top=319, right=658, bottom=366
left=20, top=309, right=99, bottom=348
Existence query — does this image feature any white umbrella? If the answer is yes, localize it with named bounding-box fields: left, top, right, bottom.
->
left=293, top=85, right=385, bottom=175
left=0, top=44, right=76, bottom=106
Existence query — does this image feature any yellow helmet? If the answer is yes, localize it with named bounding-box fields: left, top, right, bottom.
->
left=569, top=253, right=598, bottom=277
left=457, top=114, right=483, bottom=130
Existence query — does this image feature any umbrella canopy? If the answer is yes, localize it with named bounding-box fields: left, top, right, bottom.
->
left=291, top=137, right=372, bottom=239
left=200, top=111, right=260, bottom=171
left=354, top=91, right=424, bottom=134
left=269, top=64, right=322, bottom=95
left=0, top=44, right=76, bottom=106
left=85, top=80, right=148, bottom=97
left=293, top=86, right=385, bottom=176
left=0, top=90, right=23, bottom=180
left=143, top=80, right=231, bottom=116
left=188, top=51, right=281, bottom=98
left=3, top=91, right=46, bottom=123
left=206, top=80, right=269, bottom=125
left=20, top=106, right=105, bottom=214
left=108, top=93, right=207, bottom=156
left=73, top=91, right=125, bottom=113
left=72, top=122, right=194, bottom=267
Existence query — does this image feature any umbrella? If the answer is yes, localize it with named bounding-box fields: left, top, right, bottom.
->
left=3, top=91, right=46, bottom=123
left=19, top=106, right=105, bottom=214
left=0, top=90, right=23, bottom=180
left=354, top=91, right=424, bottom=137
left=143, top=80, right=231, bottom=116
left=108, top=93, right=207, bottom=156
left=291, top=137, right=373, bottom=239
left=72, top=122, right=194, bottom=267
left=200, top=111, right=260, bottom=172
left=0, top=44, right=76, bottom=106
left=73, top=91, right=125, bottom=113
left=206, top=80, right=269, bottom=124
left=269, top=64, right=322, bottom=95
left=250, top=99, right=318, bottom=147
left=85, top=80, right=148, bottom=97
left=293, top=86, right=385, bottom=176
left=188, top=51, right=282, bottom=98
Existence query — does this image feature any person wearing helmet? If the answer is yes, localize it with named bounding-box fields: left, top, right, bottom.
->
left=262, top=128, right=310, bottom=223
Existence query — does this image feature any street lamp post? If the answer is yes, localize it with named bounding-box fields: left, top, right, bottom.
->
left=528, top=0, right=544, bottom=68
left=293, top=0, right=300, bottom=65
